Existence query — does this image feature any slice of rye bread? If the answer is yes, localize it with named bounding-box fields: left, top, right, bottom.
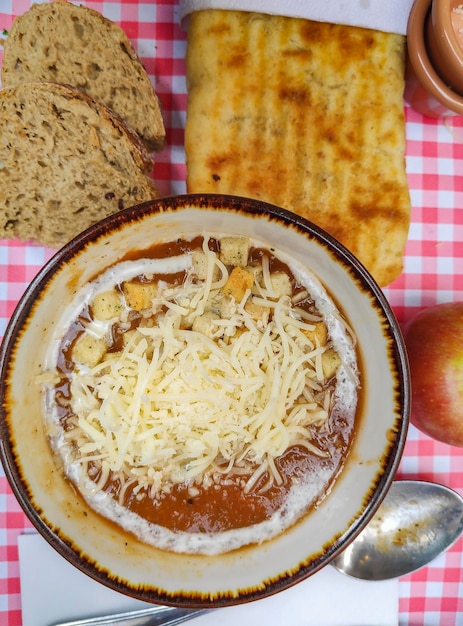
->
left=0, top=82, right=160, bottom=248
left=1, top=1, right=165, bottom=151
left=185, top=11, right=411, bottom=287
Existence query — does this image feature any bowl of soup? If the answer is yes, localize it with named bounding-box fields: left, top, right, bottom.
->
left=0, top=194, right=409, bottom=606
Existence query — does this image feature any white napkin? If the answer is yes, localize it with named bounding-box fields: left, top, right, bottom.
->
left=18, top=532, right=398, bottom=626
left=178, top=0, right=415, bottom=35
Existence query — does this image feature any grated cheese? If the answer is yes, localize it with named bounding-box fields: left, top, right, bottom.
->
left=44, top=236, right=358, bottom=505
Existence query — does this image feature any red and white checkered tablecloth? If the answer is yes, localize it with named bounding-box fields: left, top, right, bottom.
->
left=1, top=1, right=463, bottom=625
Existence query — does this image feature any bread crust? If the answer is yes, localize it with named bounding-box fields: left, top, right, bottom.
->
left=0, top=82, right=159, bottom=248
left=185, top=10, right=411, bottom=287
left=1, top=1, right=165, bottom=150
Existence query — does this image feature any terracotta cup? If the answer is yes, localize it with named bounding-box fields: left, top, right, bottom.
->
left=405, top=0, right=463, bottom=117
left=427, top=0, right=463, bottom=96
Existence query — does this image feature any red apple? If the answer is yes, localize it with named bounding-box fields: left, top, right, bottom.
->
left=404, top=302, right=463, bottom=447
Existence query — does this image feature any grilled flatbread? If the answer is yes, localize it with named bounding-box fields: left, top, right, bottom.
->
left=185, top=10, right=411, bottom=287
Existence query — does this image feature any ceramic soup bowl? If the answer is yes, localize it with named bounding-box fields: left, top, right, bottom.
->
left=0, top=194, right=409, bottom=607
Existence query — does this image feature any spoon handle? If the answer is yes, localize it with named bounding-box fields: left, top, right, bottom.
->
left=52, top=606, right=210, bottom=626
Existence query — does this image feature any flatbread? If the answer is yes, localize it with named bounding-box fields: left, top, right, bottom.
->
left=184, top=10, right=411, bottom=287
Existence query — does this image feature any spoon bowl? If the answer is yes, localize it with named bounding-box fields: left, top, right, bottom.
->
left=332, top=480, right=463, bottom=580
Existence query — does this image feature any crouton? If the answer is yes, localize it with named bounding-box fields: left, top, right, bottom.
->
left=219, top=236, right=250, bottom=267
left=219, top=295, right=235, bottom=319
left=247, top=264, right=263, bottom=291
left=121, top=329, right=137, bottom=347
left=192, top=250, right=221, bottom=281
left=120, top=328, right=155, bottom=358
left=303, top=321, right=329, bottom=347
left=192, top=310, right=222, bottom=339
left=72, top=332, right=107, bottom=367
left=244, top=300, right=271, bottom=323
left=90, top=290, right=124, bottom=320
left=270, top=271, right=292, bottom=299
left=223, top=267, right=255, bottom=301
left=321, top=348, right=341, bottom=379
left=123, top=281, right=158, bottom=311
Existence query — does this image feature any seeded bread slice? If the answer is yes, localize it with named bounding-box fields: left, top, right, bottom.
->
left=0, top=82, right=160, bottom=248
left=1, top=1, right=165, bottom=151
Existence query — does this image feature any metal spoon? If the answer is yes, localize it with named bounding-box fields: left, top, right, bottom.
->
left=53, top=480, right=463, bottom=625
left=332, top=479, right=463, bottom=580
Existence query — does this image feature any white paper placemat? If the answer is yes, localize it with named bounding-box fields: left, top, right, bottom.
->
left=178, top=0, right=415, bottom=35
left=19, top=532, right=399, bottom=626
